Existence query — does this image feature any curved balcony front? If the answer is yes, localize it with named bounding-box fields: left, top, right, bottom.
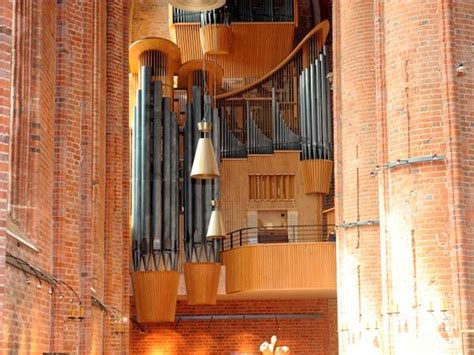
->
left=221, top=225, right=336, bottom=299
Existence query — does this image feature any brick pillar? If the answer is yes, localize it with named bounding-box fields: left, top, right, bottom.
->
left=104, top=0, right=130, bottom=353
left=333, top=0, right=382, bottom=353
left=52, top=0, right=94, bottom=352
left=373, top=1, right=472, bottom=353
left=0, top=0, right=13, bottom=349
left=89, top=2, right=108, bottom=354
left=443, top=1, right=474, bottom=352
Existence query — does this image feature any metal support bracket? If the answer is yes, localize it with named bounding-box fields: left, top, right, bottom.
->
left=370, top=154, right=445, bottom=176
left=339, top=220, right=379, bottom=229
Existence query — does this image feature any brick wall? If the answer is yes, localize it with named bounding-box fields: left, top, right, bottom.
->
left=0, top=0, right=13, bottom=350
left=448, top=0, right=474, bottom=352
left=333, top=0, right=382, bottom=354
left=0, top=1, right=130, bottom=354
left=334, top=0, right=474, bottom=354
left=105, top=0, right=130, bottom=353
left=131, top=1, right=171, bottom=42
left=130, top=299, right=338, bottom=354
left=3, top=1, right=56, bottom=353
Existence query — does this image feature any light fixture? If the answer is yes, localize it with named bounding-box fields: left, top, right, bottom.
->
left=170, top=0, right=225, bottom=11
left=456, top=63, right=466, bottom=76
left=206, top=200, right=225, bottom=239
left=190, top=56, right=220, bottom=180
left=190, top=121, right=220, bottom=179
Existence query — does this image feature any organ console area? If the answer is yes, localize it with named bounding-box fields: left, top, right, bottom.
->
left=129, top=13, right=335, bottom=323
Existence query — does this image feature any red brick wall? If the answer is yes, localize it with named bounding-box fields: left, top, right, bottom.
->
left=3, top=1, right=56, bottom=353
left=0, top=0, right=13, bottom=350
left=130, top=299, right=338, bottom=355
left=334, top=0, right=474, bottom=354
left=0, top=1, right=130, bottom=353
left=448, top=0, right=474, bottom=352
left=333, top=0, right=382, bottom=353
left=104, top=0, right=130, bottom=353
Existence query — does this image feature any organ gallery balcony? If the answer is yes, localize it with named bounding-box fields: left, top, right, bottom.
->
left=220, top=225, right=336, bottom=298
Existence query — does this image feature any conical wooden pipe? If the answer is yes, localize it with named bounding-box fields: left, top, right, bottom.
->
left=184, top=262, right=221, bottom=305
left=300, top=159, right=333, bottom=194
left=131, top=271, right=179, bottom=323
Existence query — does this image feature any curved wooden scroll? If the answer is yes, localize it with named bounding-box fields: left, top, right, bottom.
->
left=184, top=262, right=221, bottom=305
left=215, top=20, right=329, bottom=100
left=300, top=159, right=333, bottom=194
left=131, top=271, right=179, bottom=323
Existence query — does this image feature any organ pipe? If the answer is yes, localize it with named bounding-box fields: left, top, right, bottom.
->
left=129, top=38, right=181, bottom=272
left=214, top=22, right=332, bottom=161
left=131, top=75, right=180, bottom=271
left=184, top=86, right=222, bottom=263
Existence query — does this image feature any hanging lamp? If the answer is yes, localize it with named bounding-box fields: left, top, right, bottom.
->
left=206, top=200, right=226, bottom=239
left=169, top=0, right=225, bottom=12
left=190, top=58, right=220, bottom=179
left=190, top=121, right=220, bottom=179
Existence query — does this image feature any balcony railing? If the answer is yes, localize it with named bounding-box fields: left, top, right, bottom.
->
left=172, top=0, right=294, bottom=24
left=222, top=224, right=336, bottom=251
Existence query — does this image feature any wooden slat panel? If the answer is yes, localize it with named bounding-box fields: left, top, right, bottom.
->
left=199, top=24, right=232, bottom=55
left=131, top=271, right=179, bottom=323
left=221, top=158, right=249, bottom=233
left=222, top=242, right=336, bottom=293
left=300, top=159, right=333, bottom=194
left=221, top=152, right=324, bottom=232
left=183, top=262, right=221, bottom=305
left=174, top=23, right=295, bottom=89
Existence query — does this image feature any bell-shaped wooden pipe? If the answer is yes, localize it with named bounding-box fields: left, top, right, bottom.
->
left=206, top=200, right=226, bottom=239
left=170, top=0, right=225, bottom=11
left=190, top=121, right=220, bottom=179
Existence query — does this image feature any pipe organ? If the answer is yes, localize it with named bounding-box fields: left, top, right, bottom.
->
left=129, top=20, right=333, bottom=320
left=129, top=38, right=182, bottom=322
left=216, top=20, right=332, bottom=231
left=215, top=21, right=331, bottom=162
left=179, top=61, right=224, bottom=305
left=184, top=89, right=221, bottom=262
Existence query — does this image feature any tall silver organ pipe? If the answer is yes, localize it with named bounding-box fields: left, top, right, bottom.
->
left=184, top=86, right=222, bottom=263
left=131, top=75, right=179, bottom=271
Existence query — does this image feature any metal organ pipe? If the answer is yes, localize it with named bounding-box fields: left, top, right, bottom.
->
left=315, top=59, right=322, bottom=159
left=323, top=45, right=332, bottom=159
left=130, top=38, right=181, bottom=272
left=152, top=81, right=163, bottom=255
left=320, top=53, right=328, bottom=160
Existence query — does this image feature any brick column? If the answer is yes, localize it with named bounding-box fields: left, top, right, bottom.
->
left=333, top=0, right=382, bottom=353
left=53, top=0, right=94, bottom=352
left=373, top=1, right=471, bottom=353
left=104, top=0, right=130, bottom=353
left=443, top=1, right=474, bottom=352
left=0, top=0, right=13, bottom=349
